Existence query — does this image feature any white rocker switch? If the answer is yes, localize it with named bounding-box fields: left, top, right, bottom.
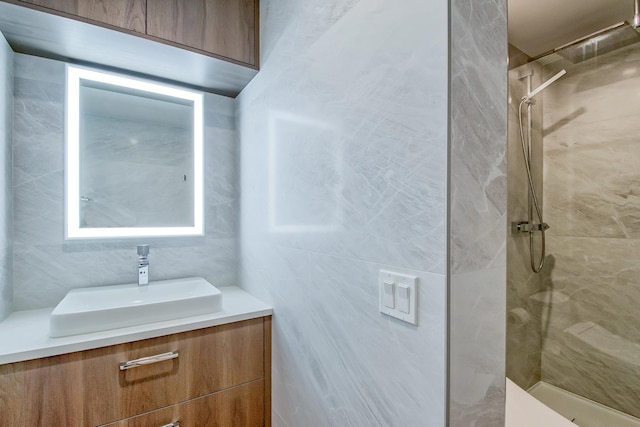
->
left=397, top=284, right=410, bottom=314
left=383, top=281, right=395, bottom=308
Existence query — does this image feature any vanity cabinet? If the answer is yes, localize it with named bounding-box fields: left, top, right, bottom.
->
left=0, top=316, right=272, bottom=426
left=10, top=0, right=146, bottom=33
left=2, top=0, right=259, bottom=67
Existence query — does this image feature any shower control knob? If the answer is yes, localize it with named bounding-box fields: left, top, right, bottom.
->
left=512, top=221, right=549, bottom=233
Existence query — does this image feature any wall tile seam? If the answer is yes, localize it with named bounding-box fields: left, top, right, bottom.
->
left=240, top=238, right=448, bottom=277
left=11, top=236, right=239, bottom=248
left=450, top=265, right=506, bottom=276
left=450, top=260, right=508, bottom=277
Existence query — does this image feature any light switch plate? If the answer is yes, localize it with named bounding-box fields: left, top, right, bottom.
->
left=379, top=270, right=418, bottom=325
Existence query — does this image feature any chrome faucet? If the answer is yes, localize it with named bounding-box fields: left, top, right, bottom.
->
left=137, top=244, right=149, bottom=286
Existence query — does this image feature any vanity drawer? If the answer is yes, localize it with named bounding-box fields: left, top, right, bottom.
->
left=101, top=379, right=265, bottom=427
left=83, top=318, right=264, bottom=425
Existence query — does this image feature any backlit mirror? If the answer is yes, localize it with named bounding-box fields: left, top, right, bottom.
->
left=65, top=65, right=204, bottom=239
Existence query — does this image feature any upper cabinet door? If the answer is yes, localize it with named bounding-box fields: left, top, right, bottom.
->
left=18, top=0, right=146, bottom=33
left=147, top=0, right=258, bottom=67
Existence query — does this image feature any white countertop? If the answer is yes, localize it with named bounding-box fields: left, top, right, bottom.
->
left=0, top=286, right=272, bottom=365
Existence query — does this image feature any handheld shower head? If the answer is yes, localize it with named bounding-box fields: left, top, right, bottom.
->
left=523, top=69, right=567, bottom=102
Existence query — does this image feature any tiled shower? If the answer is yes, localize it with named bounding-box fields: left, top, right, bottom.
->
left=507, top=41, right=640, bottom=418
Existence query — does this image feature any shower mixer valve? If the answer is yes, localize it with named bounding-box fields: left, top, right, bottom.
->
left=512, top=221, right=550, bottom=233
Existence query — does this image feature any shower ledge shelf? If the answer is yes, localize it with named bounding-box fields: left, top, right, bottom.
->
left=529, top=290, right=569, bottom=305
left=565, top=321, right=640, bottom=367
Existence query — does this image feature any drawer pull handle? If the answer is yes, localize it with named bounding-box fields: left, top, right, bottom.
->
left=119, top=351, right=179, bottom=371
left=159, top=423, right=180, bottom=427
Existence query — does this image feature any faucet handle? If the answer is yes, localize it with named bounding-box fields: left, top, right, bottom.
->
left=137, top=244, right=149, bottom=257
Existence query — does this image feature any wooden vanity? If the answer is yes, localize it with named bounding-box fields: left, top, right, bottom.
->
left=0, top=287, right=272, bottom=426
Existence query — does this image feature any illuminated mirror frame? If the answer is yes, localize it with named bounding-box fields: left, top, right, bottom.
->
left=65, top=65, right=204, bottom=239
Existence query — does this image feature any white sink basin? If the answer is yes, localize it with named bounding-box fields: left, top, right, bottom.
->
left=49, top=277, right=222, bottom=337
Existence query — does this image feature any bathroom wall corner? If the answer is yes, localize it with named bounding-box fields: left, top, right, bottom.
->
left=0, top=31, right=13, bottom=322
left=449, top=0, right=508, bottom=425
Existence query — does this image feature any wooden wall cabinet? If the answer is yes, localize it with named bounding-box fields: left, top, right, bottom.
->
left=5, top=0, right=259, bottom=68
left=0, top=317, right=272, bottom=426
left=15, top=0, right=146, bottom=33
left=147, top=0, right=258, bottom=66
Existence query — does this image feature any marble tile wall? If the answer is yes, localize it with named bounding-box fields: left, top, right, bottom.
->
left=506, top=62, right=544, bottom=390
left=540, top=43, right=640, bottom=418
left=12, top=53, right=238, bottom=310
left=449, top=268, right=507, bottom=425
left=0, top=32, right=12, bottom=321
left=236, top=0, right=448, bottom=425
left=449, top=0, right=508, bottom=425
